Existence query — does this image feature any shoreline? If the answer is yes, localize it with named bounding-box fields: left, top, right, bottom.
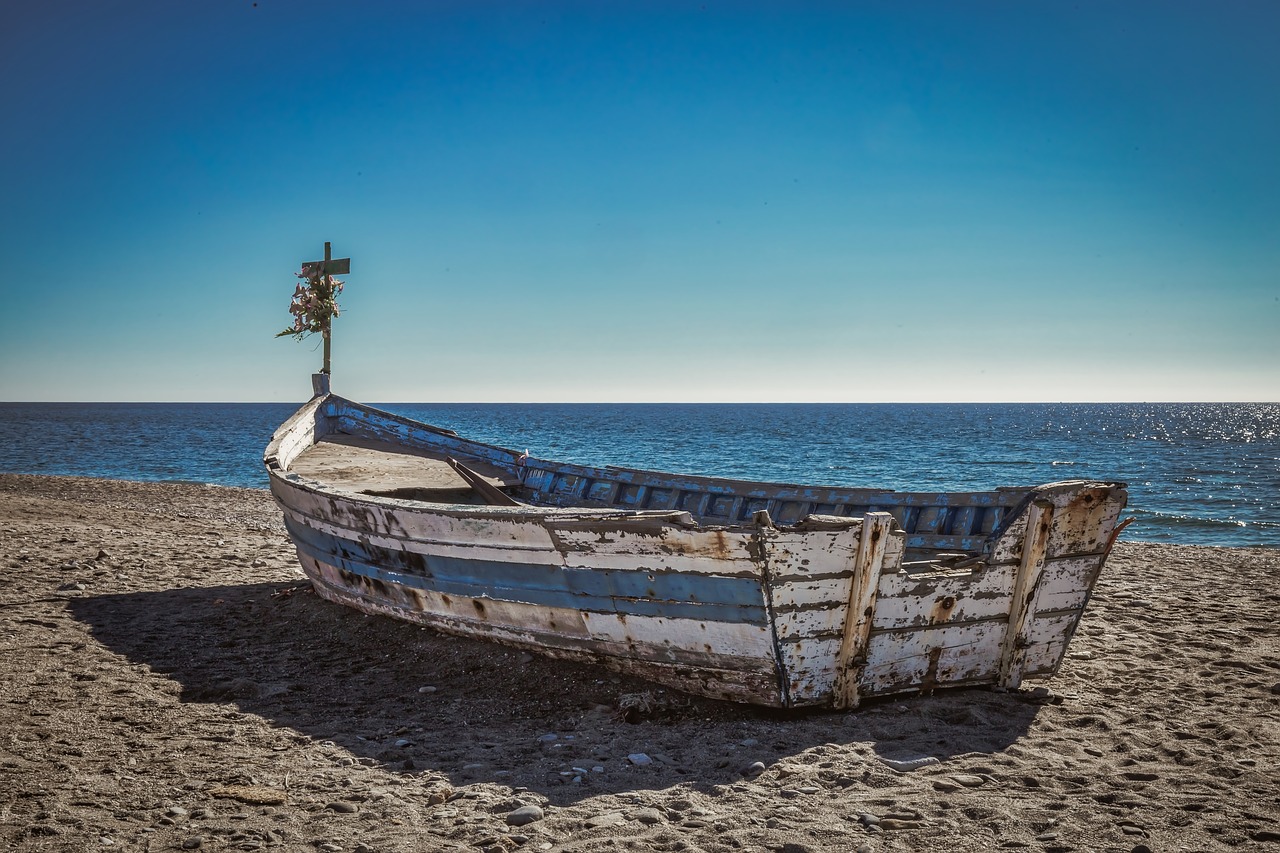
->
left=2, top=474, right=1277, bottom=851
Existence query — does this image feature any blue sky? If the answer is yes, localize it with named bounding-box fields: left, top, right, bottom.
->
left=1, top=1, right=1276, bottom=402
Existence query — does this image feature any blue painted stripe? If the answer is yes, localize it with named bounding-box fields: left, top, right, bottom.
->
left=284, top=516, right=769, bottom=624
left=903, top=534, right=987, bottom=551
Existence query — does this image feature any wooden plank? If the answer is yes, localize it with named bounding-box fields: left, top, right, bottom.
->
left=304, top=257, right=350, bottom=275
left=872, top=564, right=1015, bottom=628
left=771, top=602, right=846, bottom=641
left=860, top=620, right=1006, bottom=695
left=989, top=482, right=1128, bottom=564
left=300, top=553, right=782, bottom=705
left=862, top=554, right=1103, bottom=630
left=1046, top=485, right=1126, bottom=557
left=272, top=481, right=565, bottom=557
left=1032, top=555, right=1104, bottom=612
left=831, top=512, right=896, bottom=709
left=447, top=456, right=522, bottom=506
left=263, top=394, right=329, bottom=471
left=551, top=524, right=762, bottom=577
left=1020, top=613, right=1080, bottom=672
left=998, top=499, right=1054, bottom=688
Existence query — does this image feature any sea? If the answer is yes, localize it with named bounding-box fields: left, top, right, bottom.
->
left=1, top=402, right=1276, bottom=548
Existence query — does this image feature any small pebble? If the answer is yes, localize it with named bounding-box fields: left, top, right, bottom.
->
left=585, top=812, right=626, bottom=828
left=418, top=686, right=437, bottom=693
left=951, top=774, right=986, bottom=787
left=182, top=838, right=203, bottom=850
left=629, top=807, right=664, bottom=825
left=325, top=801, right=358, bottom=814
left=506, top=805, right=545, bottom=826
left=878, top=756, right=939, bottom=772
left=742, top=761, right=767, bottom=778
left=627, top=753, right=653, bottom=766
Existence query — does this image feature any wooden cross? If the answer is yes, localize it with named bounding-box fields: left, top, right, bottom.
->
left=303, top=241, right=351, bottom=376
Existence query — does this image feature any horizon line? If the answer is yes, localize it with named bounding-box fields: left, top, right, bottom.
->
left=2, top=399, right=1277, bottom=406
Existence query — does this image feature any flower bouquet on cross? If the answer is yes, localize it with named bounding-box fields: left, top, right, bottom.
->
left=277, top=262, right=344, bottom=341
left=277, top=243, right=350, bottom=376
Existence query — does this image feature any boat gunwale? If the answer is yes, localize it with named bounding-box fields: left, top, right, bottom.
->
left=270, top=465, right=738, bottom=528
left=266, top=392, right=1126, bottom=543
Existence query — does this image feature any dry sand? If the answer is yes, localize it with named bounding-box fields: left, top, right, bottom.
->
left=1, top=473, right=1277, bottom=853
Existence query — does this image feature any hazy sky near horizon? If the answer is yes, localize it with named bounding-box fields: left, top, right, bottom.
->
left=1, top=1, right=1276, bottom=402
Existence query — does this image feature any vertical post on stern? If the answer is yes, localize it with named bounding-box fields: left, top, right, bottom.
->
left=832, top=512, right=895, bottom=709
left=322, top=241, right=332, bottom=377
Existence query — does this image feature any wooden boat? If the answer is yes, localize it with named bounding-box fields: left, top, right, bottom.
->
left=265, top=375, right=1129, bottom=708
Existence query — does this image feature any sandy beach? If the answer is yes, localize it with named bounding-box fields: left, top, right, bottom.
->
left=1, top=473, right=1276, bottom=852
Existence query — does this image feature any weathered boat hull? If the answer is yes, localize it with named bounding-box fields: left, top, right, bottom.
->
left=265, top=383, right=1128, bottom=708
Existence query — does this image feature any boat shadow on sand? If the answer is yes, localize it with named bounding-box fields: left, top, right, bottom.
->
left=68, top=578, right=1043, bottom=805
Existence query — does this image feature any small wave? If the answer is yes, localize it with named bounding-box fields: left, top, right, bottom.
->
left=966, top=460, right=1038, bottom=467
left=1128, top=508, right=1249, bottom=529
left=1051, top=460, right=1077, bottom=466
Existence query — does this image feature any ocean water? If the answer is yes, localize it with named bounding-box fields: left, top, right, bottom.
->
left=1, top=401, right=1275, bottom=548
